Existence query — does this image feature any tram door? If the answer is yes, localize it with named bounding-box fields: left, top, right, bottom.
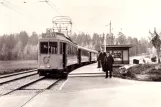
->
left=89, top=52, right=91, bottom=63
left=78, top=49, right=81, bottom=65
left=62, top=43, right=67, bottom=68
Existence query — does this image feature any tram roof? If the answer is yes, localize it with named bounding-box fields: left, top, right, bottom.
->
left=39, top=32, right=77, bottom=45
left=101, top=45, right=133, bottom=48
left=77, top=46, right=98, bottom=53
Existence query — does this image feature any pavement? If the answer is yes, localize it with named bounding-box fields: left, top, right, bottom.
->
left=0, top=63, right=161, bottom=107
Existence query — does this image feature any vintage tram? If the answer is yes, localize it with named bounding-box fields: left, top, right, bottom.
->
left=37, top=16, right=97, bottom=78
left=37, top=32, right=97, bottom=78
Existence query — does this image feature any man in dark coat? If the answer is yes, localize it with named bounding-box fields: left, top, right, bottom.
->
left=98, top=49, right=106, bottom=71
left=97, top=51, right=101, bottom=68
left=104, top=52, right=114, bottom=78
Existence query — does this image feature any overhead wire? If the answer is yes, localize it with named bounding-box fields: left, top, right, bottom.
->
left=3, top=0, right=21, bottom=9
left=0, top=0, right=49, bottom=27
left=39, top=0, right=61, bottom=15
left=9, top=0, right=39, bottom=4
left=1, top=0, right=82, bottom=35
left=48, top=0, right=62, bottom=15
left=0, top=1, right=23, bottom=15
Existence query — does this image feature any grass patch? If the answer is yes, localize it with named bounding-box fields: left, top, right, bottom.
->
left=0, top=60, right=37, bottom=75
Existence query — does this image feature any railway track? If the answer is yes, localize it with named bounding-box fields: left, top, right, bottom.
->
left=21, top=78, right=60, bottom=90
left=0, top=69, right=37, bottom=79
left=0, top=74, right=41, bottom=96
left=0, top=73, right=61, bottom=97
left=0, top=69, right=38, bottom=85
left=0, top=76, right=61, bottom=107
left=20, top=79, right=61, bottom=107
left=1, top=76, right=45, bottom=96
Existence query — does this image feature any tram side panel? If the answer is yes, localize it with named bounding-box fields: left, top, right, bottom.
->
left=66, top=43, right=78, bottom=70
left=80, top=49, right=90, bottom=65
left=91, top=52, right=97, bottom=62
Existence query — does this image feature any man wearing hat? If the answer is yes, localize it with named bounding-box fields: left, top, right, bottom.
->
left=98, top=49, right=106, bottom=71
left=104, top=51, right=114, bottom=78
left=97, top=51, right=101, bottom=69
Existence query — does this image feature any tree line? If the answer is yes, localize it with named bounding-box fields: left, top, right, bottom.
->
left=0, top=30, right=152, bottom=60
left=0, top=31, right=38, bottom=60
left=70, top=32, right=152, bottom=56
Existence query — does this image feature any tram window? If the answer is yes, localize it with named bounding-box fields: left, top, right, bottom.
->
left=84, top=51, right=86, bottom=56
left=82, top=50, right=88, bottom=56
left=71, top=47, right=72, bottom=54
left=69, top=45, right=72, bottom=55
left=69, top=45, right=71, bottom=54
left=86, top=51, right=88, bottom=56
left=49, top=42, right=57, bottom=54
left=81, top=50, right=83, bottom=56
left=68, top=45, right=71, bottom=55
left=74, top=47, right=76, bottom=55
left=68, top=45, right=70, bottom=54
left=82, top=50, right=84, bottom=56
left=72, top=46, right=74, bottom=55
left=40, top=42, right=48, bottom=54
left=72, top=46, right=75, bottom=55
left=71, top=46, right=73, bottom=55
left=75, top=48, right=77, bottom=55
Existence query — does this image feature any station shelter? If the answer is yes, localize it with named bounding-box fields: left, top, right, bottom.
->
left=101, top=45, right=132, bottom=67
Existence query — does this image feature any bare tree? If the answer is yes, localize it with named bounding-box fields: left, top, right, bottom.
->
left=117, top=32, right=127, bottom=45
left=149, top=28, right=161, bottom=63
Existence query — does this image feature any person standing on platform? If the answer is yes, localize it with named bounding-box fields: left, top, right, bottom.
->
left=97, top=51, right=101, bottom=69
left=104, top=51, right=114, bottom=78
left=98, top=49, right=106, bottom=71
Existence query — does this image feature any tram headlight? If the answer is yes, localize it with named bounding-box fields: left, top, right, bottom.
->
left=46, top=64, right=51, bottom=68
left=40, top=65, right=45, bottom=68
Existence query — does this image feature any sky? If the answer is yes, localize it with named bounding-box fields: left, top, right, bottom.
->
left=0, top=0, right=161, bottom=39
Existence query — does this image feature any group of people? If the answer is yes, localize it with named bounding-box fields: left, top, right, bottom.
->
left=97, top=49, right=114, bottom=78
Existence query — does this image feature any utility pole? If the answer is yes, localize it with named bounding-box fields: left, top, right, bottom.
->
left=109, top=20, right=112, bottom=45
left=104, top=20, right=112, bottom=52
left=104, top=32, right=106, bottom=52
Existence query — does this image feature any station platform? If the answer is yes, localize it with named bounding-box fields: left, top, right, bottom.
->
left=69, top=63, right=105, bottom=77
